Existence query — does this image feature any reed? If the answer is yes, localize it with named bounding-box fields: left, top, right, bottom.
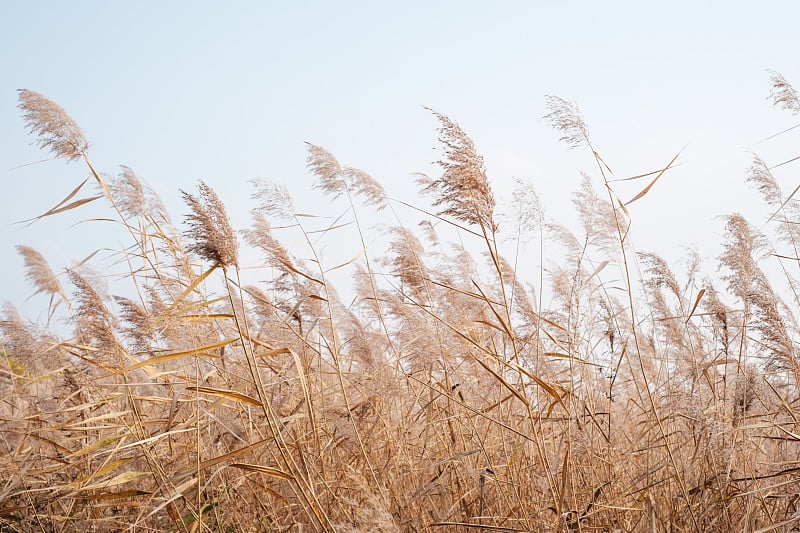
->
left=3, top=76, right=800, bottom=532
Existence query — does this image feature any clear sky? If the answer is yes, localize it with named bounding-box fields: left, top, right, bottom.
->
left=2, top=2, right=800, bottom=320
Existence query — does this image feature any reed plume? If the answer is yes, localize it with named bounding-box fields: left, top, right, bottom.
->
left=68, top=269, right=120, bottom=356
left=306, top=143, right=387, bottom=208
left=15, top=245, right=63, bottom=299
left=251, top=178, right=295, bottom=220
left=544, top=95, right=591, bottom=149
left=18, top=89, right=89, bottom=160
left=421, top=109, right=496, bottom=230
left=768, top=70, right=800, bottom=115
left=182, top=180, right=239, bottom=267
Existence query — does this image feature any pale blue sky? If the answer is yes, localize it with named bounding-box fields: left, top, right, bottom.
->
left=2, top=2, right=800, bottom=318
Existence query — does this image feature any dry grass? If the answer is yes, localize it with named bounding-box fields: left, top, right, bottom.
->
left=3, top=79, right=800, bottom=533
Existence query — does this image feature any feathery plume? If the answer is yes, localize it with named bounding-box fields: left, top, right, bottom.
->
left=16, top=245, right=63, bottom=298
left=242, top=214, right=295, bottom=274
left=250, top=178, right=295, bottom=220
left=306, top=144, right=387, bottom=208
left=109, top=166, right=147, bottom=218
left=507, top=178, right=544, bottom=239
left=0, top=303, right=40, bottom=365
left=345, top=167, right=387, bottom=209
left=18, top=89, right=89, bottom=160
left=422, top=109, right=496, bottom=230
left=385, top=227, right=428, bottom=301
left=544, top=95, right=591, bottom=149
left=746, top=155, right=782, bottom=207
left=703, top=282, right=731, bottom=356
left=307, top=143, right=347, bottom=199
left=768, top=70, right=800, bottom=115
left=182, top=180, right=239, bottom=267
left=638, top=252, right=681, bottom=300
left=68, top=269, right=119, bottom=354
left=572, top=174, right=626, bottom=255
left=733, top=370, right=758, bottom=425
left=114, top=296, right=156, bottom=352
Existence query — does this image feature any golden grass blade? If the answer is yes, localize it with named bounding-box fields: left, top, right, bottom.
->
left=470, top=353, right=529, bottom=407
left=66, top=457, right=135, bottom=489
left=117, top=428, right=195, bottom=450
left=609, top=161, right=685, bottom=182
left=685, top=288, right=705, bottom=323
left=515, top=363, right=569, bottom=413
left=73, top=489, right=152, bottom=500
left=74, top=471, right=150, bottom=492
left=123, top=338, right=235, bottom=371
left=66, top=433, right=130, bottom=458
left=20, top=177, right=88, bottom=222
left=229, top=463, right=295, bottom=480
left=471, top=279, right=514, bottom=338
left=36, top=195, right=104, bottom=220
left=427, top=278, right=505, bottom=306
left=581, top=260, right=609, bottom=288
left=324, top=248, right=366, bottom=273
left=624, top=149, right=682, bottom=206
left=305, top=221, right=353, bottom=234
left=187, top=386, right=263, bottom=407
left=58, top=410, right=131, bottom=430
left=163, top=264, right=217, bottom=313
left=278, top=258, right=324, bottom=285
left=180, top=313, right=235, bottom=320
left=606, top=182, right=632, bottom=219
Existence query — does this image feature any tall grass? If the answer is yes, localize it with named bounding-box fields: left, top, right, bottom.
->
left=2, top=79, right=800, bottom=532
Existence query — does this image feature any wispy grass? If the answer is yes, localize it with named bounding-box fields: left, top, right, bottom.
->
left=3, top=77, right=800, bottom=532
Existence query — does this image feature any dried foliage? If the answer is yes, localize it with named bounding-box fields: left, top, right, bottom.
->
left=6, top=80, right=800, bottom=533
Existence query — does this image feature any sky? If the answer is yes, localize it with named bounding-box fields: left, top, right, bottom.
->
left=2, top=1, right=800, bottom=321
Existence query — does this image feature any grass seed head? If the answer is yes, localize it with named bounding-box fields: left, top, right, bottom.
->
left=182, top=180, right=239, bottom=268
left=18, top=88, right=89, bottom=160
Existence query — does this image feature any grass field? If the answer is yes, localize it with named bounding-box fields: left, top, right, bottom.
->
left=3, top=76, right=800, bottom=532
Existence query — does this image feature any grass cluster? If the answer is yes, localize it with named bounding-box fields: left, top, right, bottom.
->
left=3, top=75, right=800, bottom=532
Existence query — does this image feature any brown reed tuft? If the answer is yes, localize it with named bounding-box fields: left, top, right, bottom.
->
left=421, top=109, right=496, bottom=230
left=15, top=245, right=63, bottom=298
left=638, top=251, right=681, bottom=299
left=114, top=296, right=156, bottom=352
left=8, top=77, right=800, bottom=531
left=109, top=166, right=148, bottom=218
left=385, top=227, right=428, bottom=301
left=18, top=88, right=89, bottom=160
left=306, top=143, right=387, bottom=208
left=181, top=180, right=239, bottom=267
left=67, top=269, right=120, bottom=355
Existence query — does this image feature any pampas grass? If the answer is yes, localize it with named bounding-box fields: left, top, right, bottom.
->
left=4, top=77, right=800, bottom=532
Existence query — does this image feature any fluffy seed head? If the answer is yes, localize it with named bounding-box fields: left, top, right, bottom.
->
left=251, top=178, right=295, bottom=220
left=768, top=70, right=800, bottom=115
left=182, top=181, right=239, bottom=268
left=18, top=89, right=89, bottom=160
left=306, top=144, right=387, bottom=209
left=16, top=245, right=63, bottom=298
left=422, top=109, right=496, bottom=230
left=544, top=95, right=591, bottom=149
